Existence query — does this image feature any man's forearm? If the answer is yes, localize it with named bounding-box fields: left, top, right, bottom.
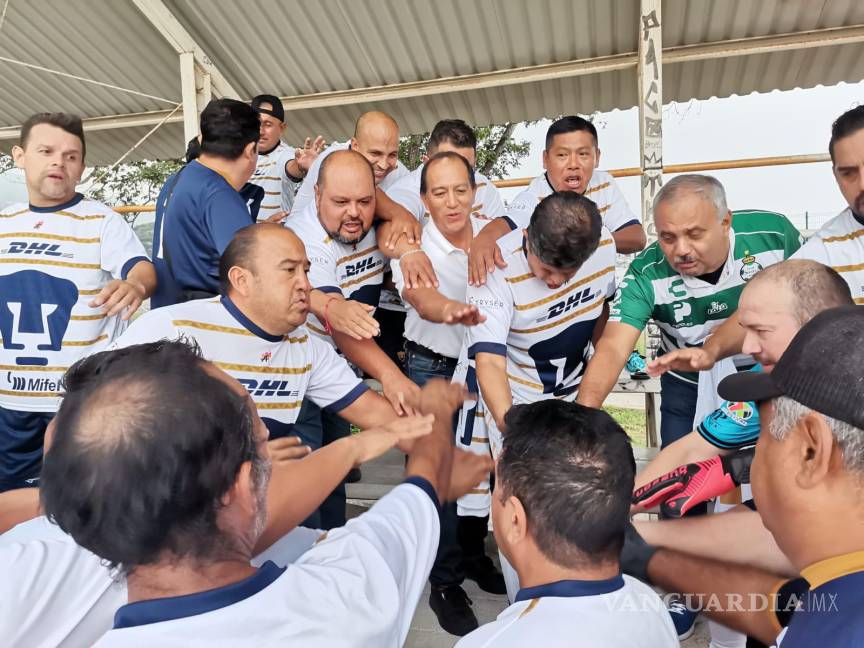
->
left=702, top=311, right=745, bottom=362
left=647, top=547, right=785, bottom=645
left=611, top=223, right=647, bottom=254
left=476, top=353, right=512, bottom=429
left=0, top=488, right=41, bottom=533
left=309, top=289, right=339, bottom=321
left=376, top=222, right=416, bottom=259
left=405, top=287, right=452, bottom=324
left=635, top=511, right=796, bottom=577
left=127, top=261, right=157, bottom=298
left=256, top=436, right=361, bottom=552
left=405, top=402, right=455, bottom=503
left=577, top=342, right=630, bottom=407
left=332, top=331, right=402, bottom=384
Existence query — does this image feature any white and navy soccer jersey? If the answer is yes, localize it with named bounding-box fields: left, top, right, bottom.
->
left=249, top=141, right=298, bottom=221
left=112, top=296, right=367, bottom=439
left=94, top=479, right=440, bottom=648
left=385, top=165, right=507, bottom=223
left=793, top=207, right=864, bottom=304
left=0, top=194, right=149, bottom=413
left=465, top=228, right=617, bottom=407
left=457, top=575, right=678, bottom=648
left=505, top=170, right=639, bottom=234
left=291, top=141, right=410, bottom=217
left=287, top=205, right=385, bottom=344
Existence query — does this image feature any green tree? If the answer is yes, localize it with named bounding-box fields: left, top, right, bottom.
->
left=0, top=154, right=12, bottom=174
left=86, top=159, right=182, bottom=227
left=398, top=121, right=536, bottom=178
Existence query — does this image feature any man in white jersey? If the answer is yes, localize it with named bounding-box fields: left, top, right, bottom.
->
left=792, top=104, right=864, bottom=303
left=0, top=113, right=155, bottom=492
left=458, top=400, right=677, bottom=648
left=0, top=340, right=447, bottom=648
left=390, top=151, right=505, bottom=635
left=467, top=115, right=645, bottom=288
left=468, top=191, right=616, bottom=454
left=247, top=94, right=324, bottom=223
left=38, top=334, right=471, bottom=647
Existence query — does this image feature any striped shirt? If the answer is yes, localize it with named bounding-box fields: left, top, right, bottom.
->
left=610, top=210, right=803, bottom=384
left=248, top=142, right=298, bottom=221
left=793, top=207, right=864, bottom=304
left=505, top=170, right=639, bottom=233
left=466, top=228, right=617, bottom=404
left=0, top=193, right=149, bottom=412
left=112, top=296, right=367, bottom=437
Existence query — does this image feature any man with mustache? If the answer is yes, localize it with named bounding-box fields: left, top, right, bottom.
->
left=287, top=150, right=421, bottom=527
left=577, top=175, right=802, bottom=450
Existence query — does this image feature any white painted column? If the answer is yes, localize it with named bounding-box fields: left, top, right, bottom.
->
left=638, top=0, right=663, bottom=239
left=179, top=51, right=198, bottom=144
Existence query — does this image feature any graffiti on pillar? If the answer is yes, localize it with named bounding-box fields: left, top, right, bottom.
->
left=639, top=4, right=663, bottom=239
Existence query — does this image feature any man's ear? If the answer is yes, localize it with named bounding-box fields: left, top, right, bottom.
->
left=221, top=460, right=254, bottom=511
left=227, top=265, right=252, bottom=297
left=11, top=145, right=24, bottom=168
left=244, top=141, right=257, bottom=161
left=794, top=411, right=835, bottom=490
left=503, top=494, right=529, bottom=547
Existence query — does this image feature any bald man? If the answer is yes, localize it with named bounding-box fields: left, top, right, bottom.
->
left=115, top=222, right=486, bottom=528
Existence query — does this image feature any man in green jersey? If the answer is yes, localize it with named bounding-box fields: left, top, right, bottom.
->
left=577, top=174, right=802, bottom=447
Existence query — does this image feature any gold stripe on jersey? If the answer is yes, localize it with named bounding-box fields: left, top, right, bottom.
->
left=0, top=232, right=101, bottom=243
left=519, top=598, right=541, bottom=618
left=833, top=262, right=864, bottom=273
left=71, top=313, right=107, bottom=321
left=514, top=265, right=615, bottom=311
left=307, top=322, right=329, bottom=336
left=337, top=244, right=379, bottom=266
left=261, top=204, right=280, bottom=209
left=855, top=297, right=864, bottom=305
left=511, top=295, right=604, bottom=335
left=0, top=258, right=101, bottom=270
left=823, top=228, right=864, bottom=243
left=172, top=319, right=308, bottom=343
left=0, top=364, right=68, bottom=372
left=78, top=288, right=101, bottom=295
left=505, top=271, right=534, bottom=284
left=256, top=175, right=280, bottom=181
left=598, top=238, right=613, bottom=247
left=471, top=203, right=483, bottom=212
left=63, top=334, right=108, bottom=346
left=53, top=211, right=106, bottom=221
left=0, top=388, right=61, bottom=398
left=599, top=204, right=610, bottom=213
left=214, top=361, right=312, bottom=375
left=256, top=400, right=303, bottom=410
left=476, top=182, right=487, bottom=188
left=472, top=436, right=489, bottom=444
left=507, top=372, right=544, bottom=391
left=340, top=265, right=384, bottom=290
left=264, top=191, right=280, bottom=196
left=0, top=208, right=29, bottom=218
left=467, top=487, right=490, bottom=495
left=585, top=182, right=610, bottom=195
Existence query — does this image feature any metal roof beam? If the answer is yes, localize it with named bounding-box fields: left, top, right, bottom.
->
left=1, top=23, right=862, bottom=142
left=131, top=0, right=239, bottom=100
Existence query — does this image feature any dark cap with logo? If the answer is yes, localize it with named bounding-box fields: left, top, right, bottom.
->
left=251, top=94, right=284, bottom=123
left=718, top=305, right=864, bottom=429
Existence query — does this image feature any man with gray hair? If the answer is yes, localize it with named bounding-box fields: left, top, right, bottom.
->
left=578, top=174, right=802, bottom=448
left=621, top=305, right=864, bottom=647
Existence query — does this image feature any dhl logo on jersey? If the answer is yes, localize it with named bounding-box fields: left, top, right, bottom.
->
left=536, top=287, right=597, bottom=323
left=0, top=241, right=73, bottom=258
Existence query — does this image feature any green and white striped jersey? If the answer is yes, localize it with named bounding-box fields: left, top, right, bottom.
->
left=609, top=210, right=803, bottom=383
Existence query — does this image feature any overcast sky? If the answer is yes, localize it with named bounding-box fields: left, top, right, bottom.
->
left=2, top=80, right=862, bottom=227
left=500, top=79, right=864, bottom=231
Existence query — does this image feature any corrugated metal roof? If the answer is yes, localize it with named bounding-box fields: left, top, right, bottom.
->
left=1, top=0, right=862, bottom=165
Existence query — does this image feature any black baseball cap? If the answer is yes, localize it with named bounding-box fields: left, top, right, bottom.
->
left=251, top=94, right=284, bottom=122
left=718, top=305, right=864, bottom=429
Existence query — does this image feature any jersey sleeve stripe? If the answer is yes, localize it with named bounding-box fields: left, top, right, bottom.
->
left=823, top=228, right=864, bottom=243
left=507, top=372, right=544, bottom=391
left=613, top=218, right=641, bottom=231
left=511, top=295, right=604, bottom=334
left=323, top=382, right=370, bottom=414
left=70, top=313, right=107, bottom=321
left=514, top=265, right=614, bottom=310
left=121, top=255, right=150, bottom=279
left=467, top=342, right=507, bottom=358
left=63, top=334, right=108, bottom=347
left=256, top=400, right=303, bottom=410
left=505, top=271, right=535, bottom=284
left=402, top=476, right=441, bottom=510
left=833, top=261, right=864, bottom=273
left=171, top=320, right=256, bottom=337
left=585, top=182, right=610, bottom=195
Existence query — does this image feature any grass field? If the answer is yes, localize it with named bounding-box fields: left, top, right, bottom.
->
left=604, top=406, right=647, bottom=447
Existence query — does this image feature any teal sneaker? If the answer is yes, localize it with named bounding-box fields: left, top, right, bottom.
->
left=625, top=351, right=649, bottom=380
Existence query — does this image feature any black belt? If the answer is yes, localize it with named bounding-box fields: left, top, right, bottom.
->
left=404, top=339, right=458, bottom=366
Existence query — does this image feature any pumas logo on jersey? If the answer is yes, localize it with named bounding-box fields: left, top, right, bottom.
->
left=236, top=378, right=301, bottom=398
left=260, top=351, right=272, bottom=364
left=538, top=288, right=596, bottom=323
left=740, top=254, right=763, bottom=281
left=343, top=257, right=382, bottom=279
left=707, top=301, right=728, bottom=315
left=0, top=241, right=72, bottom=258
